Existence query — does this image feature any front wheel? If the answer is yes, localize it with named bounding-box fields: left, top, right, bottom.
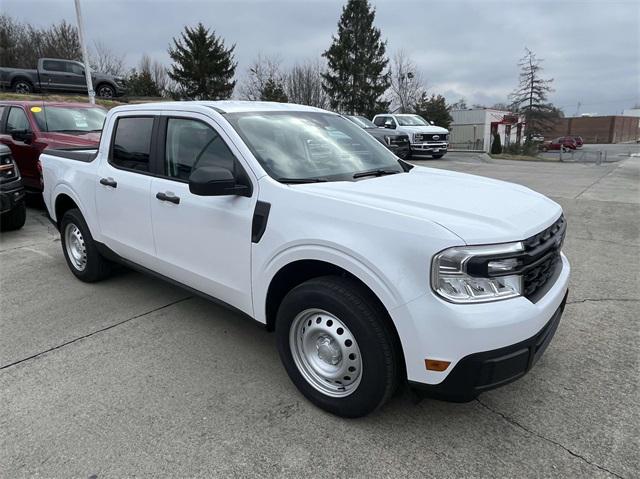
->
left=0, top=200, right=26, bottom=231
left=96, top=84, right=115, bottom=98
left=60, top=209, right=112, bottom=282
left=276, top=276, right=401, bottom=417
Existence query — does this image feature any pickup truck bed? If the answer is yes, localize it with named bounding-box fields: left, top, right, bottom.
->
left=44, top=149, right=98, bottom=163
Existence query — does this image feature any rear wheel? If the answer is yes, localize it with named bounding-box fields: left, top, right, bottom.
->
left=60, top=209, right=112, bottom=282
left=0, top=200, right=26, bottom=231
left=276, top=276, right=400, bottom=417
left=13, top=79, right=33, bottom=94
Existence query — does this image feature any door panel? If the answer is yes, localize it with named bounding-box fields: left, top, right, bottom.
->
left=150, top=177, right=255, bottom=313
left=94, top=115, right=157, bottom=267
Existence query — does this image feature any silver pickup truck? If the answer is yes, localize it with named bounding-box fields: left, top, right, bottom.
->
left=0, top=58, right=126, bottom=98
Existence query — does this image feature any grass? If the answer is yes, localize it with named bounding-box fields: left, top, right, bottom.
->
left=490, top=153, right=559, bottom=162
left=0, top=92, right=164, bottom=110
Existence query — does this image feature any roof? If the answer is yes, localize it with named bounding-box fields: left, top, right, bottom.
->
left=0, top=100, right=105, bottom=109
left=112, top=100, right=329, bottom=114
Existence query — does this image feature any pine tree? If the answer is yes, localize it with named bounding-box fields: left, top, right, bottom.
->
left=509, top=48, right=560, bottom=138
left=260, top=78, right=288, bottom=102
left=168, top=23, right=237, bottom=100
left=491, top=132, right=502, bottom=154
left=413, top=93, right=453, bottom=129
left=322, top=0, right=390, bottom=117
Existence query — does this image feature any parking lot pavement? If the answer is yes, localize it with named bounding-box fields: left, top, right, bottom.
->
left=1, top=158, right=638, bottom=478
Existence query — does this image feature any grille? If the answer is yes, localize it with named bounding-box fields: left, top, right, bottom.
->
left=521, top=215, right=566, bottom=300
left=416, top=133, right=448, bottom=142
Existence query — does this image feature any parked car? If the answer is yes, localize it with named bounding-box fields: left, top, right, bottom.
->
left=346, top=115, right=411, bottom=159
left=0, top=144, right=26, bottom=231
left=542, top=137, right=578, bottom=152
left=372, top=113, right=449, bottom=158
left=0, top=58, right=127, bottom=98
left=0, top=101, right=106, bottom=191
left=41, top=101, right=570, bottom=418
left=572, top=136, right=584, bottom=148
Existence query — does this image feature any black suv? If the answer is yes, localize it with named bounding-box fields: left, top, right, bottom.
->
left=0, top=144, right=26, bottom=231
left=346, top=115, right=411, bottom=159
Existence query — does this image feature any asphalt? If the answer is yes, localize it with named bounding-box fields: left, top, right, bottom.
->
left=1, top=152, right=638, bottom=478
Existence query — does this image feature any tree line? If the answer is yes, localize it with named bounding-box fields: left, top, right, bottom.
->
left=0, top=0, right=560, bottom=134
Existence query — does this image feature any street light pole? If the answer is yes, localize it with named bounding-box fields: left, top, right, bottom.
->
left=74, top=0, right=95, bottom=104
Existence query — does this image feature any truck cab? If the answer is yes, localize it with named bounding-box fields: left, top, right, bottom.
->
left=373, top=113, right=449, bottom=158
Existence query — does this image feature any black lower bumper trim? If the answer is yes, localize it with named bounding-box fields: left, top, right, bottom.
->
left=410, top=291, right=568, bottom=402
left=0, top=183, right=25, bottom=214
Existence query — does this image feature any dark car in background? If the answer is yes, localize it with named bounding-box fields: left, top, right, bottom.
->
left=0, top=58, right=127, bottom=98
left=0, top=101, right=106, bottom=192
left=346, top=115, right=411, bottom=159
left=0, top=144, right=26, bottom=231
left=542, top=136, right=578, bottom=152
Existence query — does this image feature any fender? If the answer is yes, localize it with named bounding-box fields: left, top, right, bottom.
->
left=50, top=182, right=100, bottom=237
left=253, top=241, right=403, bottom=325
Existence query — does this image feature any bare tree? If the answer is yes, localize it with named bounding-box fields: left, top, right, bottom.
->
left=388, top=50, right=424, bottom=113
left=284, top=59, right=328, bottom=108
left=139, top=54, right=168, bottom=93
left=90, top=40, right=125, bottom=76
left=239, top=54, right=284, bottom=101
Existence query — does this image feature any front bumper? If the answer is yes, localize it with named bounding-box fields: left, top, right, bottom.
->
left=411, top=142, right=448, bottom=154
left=390, top=253, right=570, bottom=394
left=410, top=291, right=567, bottom=401
left=0, top=179, right=25, bottom=214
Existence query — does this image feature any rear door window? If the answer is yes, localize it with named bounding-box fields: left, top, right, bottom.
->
left=110, top=117, right=154, bottom=172
left=42, top=60, right=66, bottom=72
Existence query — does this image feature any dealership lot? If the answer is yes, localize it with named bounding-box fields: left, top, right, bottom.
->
left=1, top=155, right=638, bottom=477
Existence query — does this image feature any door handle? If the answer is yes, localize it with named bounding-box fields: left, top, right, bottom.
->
left=99, top=177, right=117, bottom=188
left=156, top=191, right=180, bottom=204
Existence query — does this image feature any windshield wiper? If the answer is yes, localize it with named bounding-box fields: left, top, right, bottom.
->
left=353, top=168, right=401, bottom=179
left=277, top=177, right=328, bottom=184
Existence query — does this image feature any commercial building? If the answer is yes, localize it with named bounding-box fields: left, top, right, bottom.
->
left=545, top=116, right=640, bottom=143
left=449, top=109, right=524, bottom=152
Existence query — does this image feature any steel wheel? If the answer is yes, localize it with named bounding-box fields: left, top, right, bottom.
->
left=64, top=222, right=87, bottom=271
left=289, top=308, right=362, bottom=398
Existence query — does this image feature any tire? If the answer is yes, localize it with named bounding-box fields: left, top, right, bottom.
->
left=13, top=79, right=33, bottom=95
left=276, top=276, right=401, bottom=417
left=0, top=200, right=26, bottom=231
left=96, top=84, right=115, bottom=98
left=60, top=208, right=111, bottom=282
left=431, top=154, right=445, bottom=159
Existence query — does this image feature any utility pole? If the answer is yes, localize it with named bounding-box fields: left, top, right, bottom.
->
left=74, top=0, right=95, bottom=104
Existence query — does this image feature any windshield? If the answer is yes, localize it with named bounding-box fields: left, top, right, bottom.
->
left=32, top=106, right=107, bottom=134
left=225, top=111, right=404, bottom=182
left=347, top=115, right=377, bottom=129
left=396, top=115, right=429, bottom=126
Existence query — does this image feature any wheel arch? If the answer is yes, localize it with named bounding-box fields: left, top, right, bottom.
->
left=11, top=76, right=34, bottom=89
left=264, top=258, right=407, bottom=380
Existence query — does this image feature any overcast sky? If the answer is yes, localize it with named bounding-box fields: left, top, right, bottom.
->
left=4, top=0, right=639, bottom=114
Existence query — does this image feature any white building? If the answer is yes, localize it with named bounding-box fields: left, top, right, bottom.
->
left=622, top=108, right=640, bottom=117
left=449, top=108, right=524, bottom=152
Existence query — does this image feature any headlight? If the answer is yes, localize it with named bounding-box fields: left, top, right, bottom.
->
left=0, top=154, right=19, bottom=182
left=431, top=242, right=524, bottom=303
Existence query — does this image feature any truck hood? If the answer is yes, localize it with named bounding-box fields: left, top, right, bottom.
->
left=400, top=125, right=449, bottom=135
left=39, top=131, right=101, bottom=148
left=299, top=167, right=562, bottom=244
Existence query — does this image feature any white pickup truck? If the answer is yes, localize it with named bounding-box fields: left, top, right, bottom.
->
left=42, top=101, right=570, bottom=417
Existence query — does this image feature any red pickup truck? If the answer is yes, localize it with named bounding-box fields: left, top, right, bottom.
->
left=0, top=101, right=106, bottom=192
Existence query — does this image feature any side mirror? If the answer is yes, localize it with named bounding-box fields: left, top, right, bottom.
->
left=188, top=166, right=250, bottom=197
left=11, top=130, right=34, bottom=144
left=384, top=121, right=395, bottom=129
